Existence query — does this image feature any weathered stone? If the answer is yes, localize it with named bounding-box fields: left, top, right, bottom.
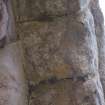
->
left=6, top=0, right=17, bottom=43
left=0, top=0, right=8, bottom=42
left=90, top=0, right=105, bottom=97
left=0, top=0, right=105, bottom=105
left=0, top=1, right=27, bottom=105
left=12, top=0, right=90, bottom=22
left=15, top=0, right=105, bottom=105
left=17, top=19, right=66, bottom=84
left=0, top=41, right=27, bottom=105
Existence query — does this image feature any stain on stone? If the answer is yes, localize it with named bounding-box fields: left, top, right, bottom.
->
left=0, top=36, right=6, bottom=48
left=77, top=74, right=89, bottom=82
left=37, top=13, right=54, bottom=22
left=47, top=77, right=57, bottom=84
left=84, top=96, right=90, bottom=102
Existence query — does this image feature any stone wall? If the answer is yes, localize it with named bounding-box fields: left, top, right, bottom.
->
left=0, top=0, right=105, bottom=105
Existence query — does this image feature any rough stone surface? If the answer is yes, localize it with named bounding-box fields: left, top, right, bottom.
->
left=12, top=0, right=90, bottom=22
left=15, top=0, right=105, bottom=105
left=0, top=41, right=27, bottom=105
left=0, top=0, right=8, bottom=47
left=0, top=1, right=27, bottom=105
left=90, top=0, right=105, bottom=97
left=0, top=0, right=105, bottom=105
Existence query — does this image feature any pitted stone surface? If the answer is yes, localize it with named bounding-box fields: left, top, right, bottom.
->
left=12, top=0, right=91, bottom=22
left=15, top=0, right=105, bottom=105
left=0, top=0, right=105, bottom=105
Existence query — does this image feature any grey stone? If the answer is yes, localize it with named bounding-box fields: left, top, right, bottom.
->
left=90, top=0, right=105, bottom=99
left=0, top=0, right=105, bottom=105
left=0, top=0, right=8, bottom=40
left=0, top=41, right=27, bottom=105
left=15, top=0, right=105, bottom=105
